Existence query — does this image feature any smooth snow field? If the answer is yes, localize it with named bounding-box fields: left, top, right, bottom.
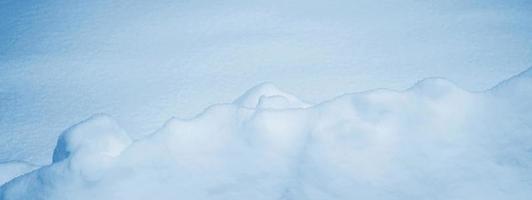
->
left=1, top=68, right=532, bottom=199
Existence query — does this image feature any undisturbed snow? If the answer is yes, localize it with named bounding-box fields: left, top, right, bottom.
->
left=1, top=1, right=532, bottom=199
left=1, top=68, right=531, bottom=200
left=1, top=0, right=531, bottom=166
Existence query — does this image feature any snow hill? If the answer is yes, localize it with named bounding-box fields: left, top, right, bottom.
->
left=1, top=67, right=531, bottom=200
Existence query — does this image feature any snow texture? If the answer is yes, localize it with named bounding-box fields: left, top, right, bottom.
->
left=1, top=67, right=531, bottom=200
left=0, top=162, right=37, bottom=186
left=1, top=0, right=532, bottom=167
left=233, top=82, right=311, bottom=109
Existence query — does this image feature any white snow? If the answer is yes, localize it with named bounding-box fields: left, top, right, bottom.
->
left=1, top=67, right=531, bottom=199
left=1, top=0, right=531, bottom=198
left=51, top=114, right=132, bottom=181
left=233, top=82, right=310, bottom=109
left=1, top=0, right=531, bottom=167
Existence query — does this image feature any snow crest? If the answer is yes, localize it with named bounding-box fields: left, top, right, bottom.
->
left=51, top=114, right=132, bottom=181
left=1, top=70, right=532, bottom=199
left=233, top=82, right=311, bottom=109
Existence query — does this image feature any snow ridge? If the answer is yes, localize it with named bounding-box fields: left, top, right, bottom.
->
left=233, top=82, right=311, bottom=109
left=1, top=70, right=532, bottom=200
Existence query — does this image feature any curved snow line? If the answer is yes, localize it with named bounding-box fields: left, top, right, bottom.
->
left=1, top=67, right=531, bottom=199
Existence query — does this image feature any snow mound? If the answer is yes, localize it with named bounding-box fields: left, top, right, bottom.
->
left=233, top=82, right=311, bottom=109
left=1, top=73, right=532, bottom=199
left=52, top=114, right=132, bottom=180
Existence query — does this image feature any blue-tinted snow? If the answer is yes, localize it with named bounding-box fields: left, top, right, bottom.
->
left=1, top=67, right=531, bottom=199
left=1, top=0, right=532, bottom=165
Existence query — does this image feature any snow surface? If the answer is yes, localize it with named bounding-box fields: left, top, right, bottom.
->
left=0, top=162, right=37, bottom=186
left=233, top=82, right=311, bottom=109
left=1, top=0, right=532, bottom=166
left=1, top=67, right=531, bottom=199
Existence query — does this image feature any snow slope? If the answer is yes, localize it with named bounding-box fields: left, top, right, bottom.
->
left=1, top=67, right=531, bottom=199
left=0, top=162, right=37, bottom=186
left=1, top=0, right=532, bottom=166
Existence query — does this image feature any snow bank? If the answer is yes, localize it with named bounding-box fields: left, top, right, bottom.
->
left=1, top=68, right=532, bottom=199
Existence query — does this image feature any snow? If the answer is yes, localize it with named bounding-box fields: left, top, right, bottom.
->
left=233, top=82, right=310, bottom=109
left=51, top=114, right=132, bottom=181
left=1, top=67, right=531, bottom=199
left=1, top=0, right=531, bottom=198
left=0, top=162, right=37, bottom=186
left=1, top=0, right=532, bottom=167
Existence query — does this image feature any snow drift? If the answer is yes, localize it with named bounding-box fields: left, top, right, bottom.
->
left=1, top=68, right=532, bottom=199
